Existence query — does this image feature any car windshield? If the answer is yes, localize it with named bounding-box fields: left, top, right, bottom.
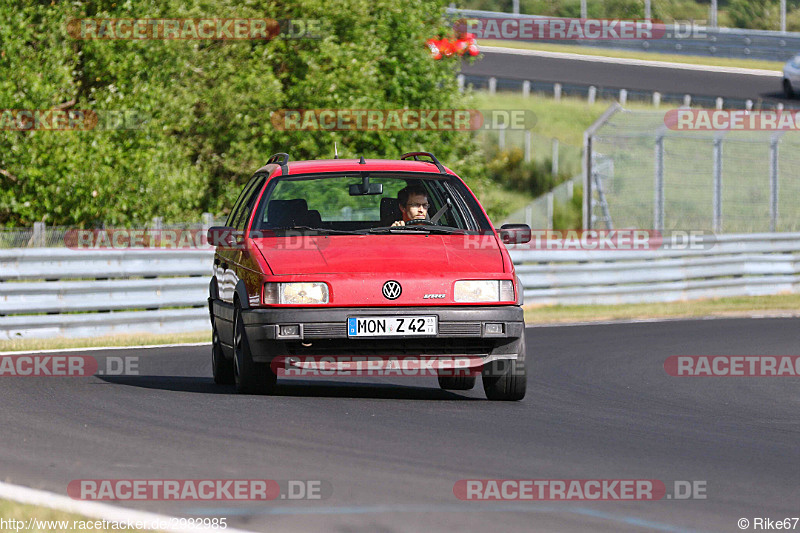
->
left=250, top=173, right=493, bottom=235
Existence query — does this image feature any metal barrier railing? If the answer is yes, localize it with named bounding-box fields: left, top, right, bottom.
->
left=2, top=235, right=799, bottom=339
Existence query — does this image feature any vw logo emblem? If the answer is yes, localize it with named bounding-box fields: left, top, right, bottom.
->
left=382, top=280, right=402, bottom=300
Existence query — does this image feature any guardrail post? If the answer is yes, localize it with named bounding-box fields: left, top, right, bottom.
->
left=746, top=99, right=753, bottom=111
left=588, top=86, right=596, bottom=105
left=552, top=139, right=559, bottom=177
left=522, top=80, right=530, bottom=98
left=554, top=83, right=562, bottom=102
left=683, top=94, right=692, bottom=107
left=645, top=0, right=651, bottom=19
left=716, top=97, right=724, bottom=110
left=653, top=92, right=661, bottom=108
left=654, top=134, right=665, bottom=231
left=583, top=131, right=592, bottom=229
left=619, top=89, right=627, bottom=105
left=457, top=74, right=464, bottom=93
left=524, top=130, right=532, bottom=162
left=488, top=77, right=496, bottom=95
left=580, top=0, right=587, bottom=19
left=713, top=136, right=723, bottom=233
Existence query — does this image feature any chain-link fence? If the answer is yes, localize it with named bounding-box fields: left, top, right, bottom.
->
left=585, top=107, right=800, bottom=233
left=0, top=214, right=226, bottom=249
left=501, top=176, right=579, bottom=228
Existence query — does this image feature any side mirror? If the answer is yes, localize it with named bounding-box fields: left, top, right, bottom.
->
left=498, top=224, right=532, bottom=244
left=207, top=226, right=243, bottom=249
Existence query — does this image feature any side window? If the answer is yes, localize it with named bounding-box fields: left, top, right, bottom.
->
left=233, top=176, right=267, bottom=231
left=226, top=174, right=264, bottom=228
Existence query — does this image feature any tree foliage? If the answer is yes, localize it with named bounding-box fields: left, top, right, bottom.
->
left=0, top=0, right=484, bottom=227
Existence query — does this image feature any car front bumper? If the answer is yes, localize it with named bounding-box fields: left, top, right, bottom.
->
left=233, top=305, right=525, bottom=363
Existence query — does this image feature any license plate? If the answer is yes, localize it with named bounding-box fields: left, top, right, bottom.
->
left=347, top=316, right=437, bottom=337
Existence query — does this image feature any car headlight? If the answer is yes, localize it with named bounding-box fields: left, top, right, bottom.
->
left=454, top=280, right=515, bottom=303
left=264, top=282, right=329, bottom=305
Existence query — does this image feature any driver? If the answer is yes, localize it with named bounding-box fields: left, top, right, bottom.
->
left=392, top=185, right=429, bottom=226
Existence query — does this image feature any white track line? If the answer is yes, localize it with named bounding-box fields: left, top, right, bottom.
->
left=482, top=45, right=784, bottom=77
left=0, top=342, right=210, bottom=356
left=0, top=481, right=258, bottom=533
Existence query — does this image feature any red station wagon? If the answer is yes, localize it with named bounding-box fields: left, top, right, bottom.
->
left=207, top=152, right=531, bottom=400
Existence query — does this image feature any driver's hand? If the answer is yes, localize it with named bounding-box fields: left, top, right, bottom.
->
left=391, top=220, right=405, bottom=227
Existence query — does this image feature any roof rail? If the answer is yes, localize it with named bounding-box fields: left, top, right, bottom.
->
left=400, top=152, right=447, bottom=174
left=266, top=153, right=290, bottom=175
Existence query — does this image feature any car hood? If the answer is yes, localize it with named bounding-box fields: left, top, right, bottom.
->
left=254, top=234, right=505, bottom=275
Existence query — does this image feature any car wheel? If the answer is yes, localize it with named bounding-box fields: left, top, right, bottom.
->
left=233, top=304, right=276, bottom=394
left=437, top=373, right=477, bottom=390
left=482, top=337, right=527, bottom=401
left=784, top=79, right=795, bottom=98
left=211, top=325, right=234, bottom=385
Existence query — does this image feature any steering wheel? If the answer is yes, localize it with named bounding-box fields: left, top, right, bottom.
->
left=406, top=219, right=432, bottom=226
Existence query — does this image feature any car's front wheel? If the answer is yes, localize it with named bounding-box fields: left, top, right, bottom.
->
left=784, top=79, right=795, bottom=98
left=482, top=337, right=527, bottom=401
left=233, top=304, right=277, bottom=394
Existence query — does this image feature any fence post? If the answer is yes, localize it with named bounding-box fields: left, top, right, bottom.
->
left=583, top=131, right=592, bottom=229
left=653, top=92, right=661, bottom=108
left=551, top=139, right=559, bottom=177
left=522, top=80, right=530, bottom=98
left=587, top=86, right=596, bottom=105
left=488, top=77, right=496, bottom=95
left=770, top=133, right=783, bottom=232
left=654, top=133, right=665, bottom=231
left=712, top=136, right=723, bottom=233
left=619, top=89, right=627, bottom=105
left=457, top=74, right=464, bottom=93
left=32, top=221, right=45, bottom=248
left=710, top=0, right=718, bottom=27
left=716, top=97, right=724, bottom=110
left=498, top=124, right=506, bottom=150
left=554, top=83, right=562, bottom=102
left=683, top=94, right=692, bottom=107
left=567, top=180, right=574, bottom=200
left=524, top=130, right=532, bottom=162
left=152, top=216, right=163, bottom=231
left=546, top=192, right=554, bottom=230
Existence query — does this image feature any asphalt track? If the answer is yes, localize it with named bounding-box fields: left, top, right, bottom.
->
left=462, top=49, right=789, bottom=104
left=1, top=317, right=798, bottom=532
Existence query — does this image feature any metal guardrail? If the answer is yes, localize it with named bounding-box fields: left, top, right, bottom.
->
left=1, top=235, right=798, bottom=339
left=0, top=249, right=214, bottom=340
left=449, top=8, right=800, bottom=61
left=510, top=232, right=800, bottom=305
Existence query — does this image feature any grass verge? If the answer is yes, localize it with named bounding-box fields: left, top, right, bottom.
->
left=524, top=293, right=800, bottom=324
left=0, top=499, right=161, bottom=532
left=478, top=40, right=785, bottom=71
left=0, top=330, right=210, bottom=353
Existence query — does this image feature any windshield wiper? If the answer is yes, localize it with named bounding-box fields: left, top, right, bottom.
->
left=364, top=225, right=465, bottom=234
left=258, top=226, right=359, bottom=235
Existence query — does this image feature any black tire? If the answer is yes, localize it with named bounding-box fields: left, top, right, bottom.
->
left=784, top=79, right=795, bottom=99
left=233, top=304, right=276, bottom=394
left=482, top=337, right=527, bottom=401
left=437, top=374, right=477, bottom=390
left=211, top=325, right=234, bottom=385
